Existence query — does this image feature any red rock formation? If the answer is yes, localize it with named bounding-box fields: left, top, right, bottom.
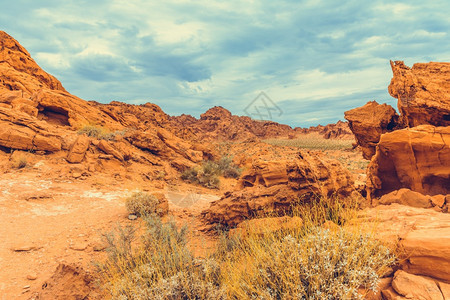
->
left=389, top=60, right=450, bottom=127
left=202, top=151, right=355, bottom=227
left=344, top=101, right=401, bottom=159
left=0, top=31, right=210, bottom=171
left=360, top=204, right=450, bottom=290
left=170, top=106, right=297, bottom=142
left=298, top=120, right=354, bottom=140
left=367, top=125, right=450, bottom=198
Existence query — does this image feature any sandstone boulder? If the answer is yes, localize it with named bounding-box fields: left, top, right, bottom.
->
left=367, top=125, right=450, bottom=198
left=391, top=270, right=443, bottom=300
left=97, top=140, right=124, bottom=161
left=388, top=60, right=450, bottom=127
left=66, top=135, right=90, bottom=163
left=344, top=100, right=400, bottom=159
left=202, top=151, right=355, bottom=227
left=378, top=188, right=432, bottom=209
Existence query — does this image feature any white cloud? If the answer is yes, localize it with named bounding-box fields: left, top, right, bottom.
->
left=0, top=0, right=449, bottom=126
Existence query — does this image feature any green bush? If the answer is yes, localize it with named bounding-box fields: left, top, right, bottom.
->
left=125, top=191, right=160, bottom=217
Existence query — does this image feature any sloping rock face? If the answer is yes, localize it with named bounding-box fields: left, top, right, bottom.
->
left=0, top=31, right=210, bottom=171
left=367, top=125, right=450, bottom=198
left=344, top=101, right=401, bottom=159
left=388, top=60, right=450, bottom=127
left=202, top=151, right=355, bottom=227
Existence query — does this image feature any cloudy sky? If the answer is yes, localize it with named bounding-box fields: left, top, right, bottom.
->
left=1, top=1, right=449, bottom=127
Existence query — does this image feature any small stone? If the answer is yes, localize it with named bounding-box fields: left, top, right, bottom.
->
left=27, top=274, right=37, bottom=280
left=23, top=285, right=30, bottom=289
left=128, top=214, right=138, bottom=220
left=72, top=172, right=82, bottom=178
left=13, top=245, right=38, bottom=252
left=69, top=243, right=88, bottom=251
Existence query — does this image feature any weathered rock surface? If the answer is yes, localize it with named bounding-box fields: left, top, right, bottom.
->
left=359, top=204, right=450, bottom=283
left=378, top=188, right=433, bottom=209
left=66, top=135, right=90, bottom=163
left=391, top=270, right=444, bottom=300
left=202, top=151, right=355, bottom=227
left=367, top=125, right=450, bottom=198
left=344, top=101, right=401, bottom=159
left=389, top=60, right=450, bottom=127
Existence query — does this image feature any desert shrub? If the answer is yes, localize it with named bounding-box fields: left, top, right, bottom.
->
left=181, top=157, right=241, bottom=188
left=78, top=125, right=117, bottom=140
left=181, top=164, right=220, bottom=189
left=101, top=193, right=395, bottom=299
left=219, top=226, right=395, bottom=299
left=216, top=156, right=241, bottom=179
left=11, top=153, right=28, bottom=169
left=125, top=191, right=160, bottom=217
left=98, top=216, right=226, bottom=299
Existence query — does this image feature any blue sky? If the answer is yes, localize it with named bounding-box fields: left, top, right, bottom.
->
left=1, top=1, right=449, bottom=127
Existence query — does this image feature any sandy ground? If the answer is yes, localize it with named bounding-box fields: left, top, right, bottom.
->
left=0, top=168, right=220, bottom=299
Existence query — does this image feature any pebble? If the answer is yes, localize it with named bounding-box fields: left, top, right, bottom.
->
left=128, top=214, right=138, bottom=220
left=27, top=274, right=37, bottom=280
left=69, top=243, right=88, bottom=251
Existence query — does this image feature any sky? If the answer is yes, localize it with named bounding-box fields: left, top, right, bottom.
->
left=1, top=1, right=449, bottom=127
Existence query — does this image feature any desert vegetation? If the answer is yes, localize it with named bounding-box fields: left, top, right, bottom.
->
left=125, top=191, right=161, bottom=217
left=181, top=156, right=241, bottom=189
left=263, top=134, right=354, bottom=150
left=98, top=197, right=395, bottom=299
left=77, top=124, right=122, bottom=140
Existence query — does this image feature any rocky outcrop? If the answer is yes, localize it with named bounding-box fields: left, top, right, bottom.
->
left=298, top=120, right=354, bottom=140
left=344, top=101, right=401, bottom=159
left=390, top=270, right=444, bottom=300
left=388, top=60, right=450, bottom=127
left=0, top=31, right=210, bottom=173
left=378, top=188, right=447, bottom=211
left=0, top=31, right=66, bottom=97
left=0, top=107, right=61, bottom=152
left=202, top=151, right=355, bottom=227
left=360, top=204, right=450, bottom=284
left=170, top=106, right=297, bottom=142
left=367, top=125, right=450, bottom=198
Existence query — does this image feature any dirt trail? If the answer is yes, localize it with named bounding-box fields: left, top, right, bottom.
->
left=0, top=168, right=219, bottom=299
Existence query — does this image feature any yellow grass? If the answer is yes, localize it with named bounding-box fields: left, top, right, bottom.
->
left=263, top=133, right=354, bottom=150
left=98, top=196, right=395, bottom=299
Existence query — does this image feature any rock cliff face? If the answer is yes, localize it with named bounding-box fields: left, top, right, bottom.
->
left=367, top=125, right=450, bottom=198
left=388, top=60, right=450, bottom=127
left=345, top=61, right=450, bottom=200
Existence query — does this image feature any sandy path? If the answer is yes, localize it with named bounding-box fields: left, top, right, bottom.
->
left=0, top=170, right=220, bottom=299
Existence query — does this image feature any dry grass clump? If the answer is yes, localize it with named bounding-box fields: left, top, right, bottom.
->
left=100, top=197, right=395, bottom=299
left=264, top=134, right=354, bottom=150
left=77, top=125, right=122, bottom=140
left=125, top=191, right=160, bottom=217
left=11, top=153, right=28, bottom=169
left=181, top=156, right=241, bottom=189
left=98, top=217, right=226, bottom=299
